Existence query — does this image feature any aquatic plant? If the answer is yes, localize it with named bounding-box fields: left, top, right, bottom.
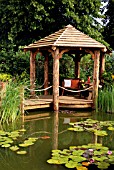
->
left=47, top=143, right=114, bottom=169
left=47, top=118, right=114, bottom=169
left=0, top=80, right=21, bottom=124
left=68, top=118, right=114, bottom=137
left=98, top=85, right=114, bottom=113
left=0, top=128, right=38, bottom=155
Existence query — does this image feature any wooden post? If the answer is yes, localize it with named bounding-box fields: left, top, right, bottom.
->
left=44, top=54, right=49, bottom=95
left=53, top=48, right=59, bottom=111
left=99, top=52, right=105, bottom=80
left=30, top=51, right=36, bottom=97
left=93, top=50, right=100, bottom=109
left=75, top=54, right=80, bottom=78
left=52, top=111, right=59, bottom=149
left=20, top=86, right=24, bottom=122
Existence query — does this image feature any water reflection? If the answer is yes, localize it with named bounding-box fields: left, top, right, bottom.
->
left=0, top=111, right=114, bottom=170
left=52, top=111, right=59, bottom=150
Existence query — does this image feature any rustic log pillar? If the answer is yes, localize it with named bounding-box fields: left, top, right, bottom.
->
left=53, top=48, right=59, bottom=111
left=99, top=52, right=105, bottom=80
left=52, top=111, right=59, bottom=149
left=75, top=54, right=80, bottom=78
left=93, top=50, right=100, bottom=109
left=44, top=54, right=49, bottom=95
left=30, top=51, right=36, bottom=97
left=20, top=86, right=24, bottom=122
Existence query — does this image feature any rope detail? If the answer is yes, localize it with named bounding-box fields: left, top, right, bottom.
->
left=25, top=85, right=93, bottom=93
left=59, top=85, right=93, bottom=93
left=25, top=85, right=52, bottom=92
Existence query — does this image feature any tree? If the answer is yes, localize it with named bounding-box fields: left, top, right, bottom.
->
left=0, top=0, right=108, bottom=49
left=103, top=0, right=114, bottom=49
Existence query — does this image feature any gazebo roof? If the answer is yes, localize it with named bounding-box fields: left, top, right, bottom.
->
left=24, top=24, right=107, bottom=51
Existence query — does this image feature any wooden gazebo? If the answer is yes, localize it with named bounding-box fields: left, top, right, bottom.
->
left=24, top=24, right=109, bottom=111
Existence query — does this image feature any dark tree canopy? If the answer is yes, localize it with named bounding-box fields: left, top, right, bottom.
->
left=103, top=0, right=114, bottom=49
left=0, top=0, right=109, bottom=49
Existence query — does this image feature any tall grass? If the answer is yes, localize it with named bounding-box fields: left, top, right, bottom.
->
left=0, top=80, right=21, bottom=124
left=98, top=85, right=114, bottom=113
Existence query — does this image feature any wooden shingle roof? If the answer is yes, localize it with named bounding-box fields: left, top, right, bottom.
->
left=24, top=24, right=106, bottom=51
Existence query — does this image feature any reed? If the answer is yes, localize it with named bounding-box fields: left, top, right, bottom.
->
left=0, top=80, right=21, bottom=124
left=98, top=85, right=114, bottom=113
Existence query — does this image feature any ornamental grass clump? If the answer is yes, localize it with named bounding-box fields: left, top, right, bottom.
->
left=98, top=85, right=114, bottom=113
left=0, top=80, right=21, bottom=124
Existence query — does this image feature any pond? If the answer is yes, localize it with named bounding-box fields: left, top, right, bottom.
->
left=0, top=110, right=114, bottom=170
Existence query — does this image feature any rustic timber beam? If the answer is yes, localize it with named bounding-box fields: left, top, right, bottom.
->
left=44, top=53, right=49, bottom=95
left=85, top=49, right=94, bottom=59
left=48, top=48, right=69, bottom=59
left=52, top=111, right=59, bottom=149
left=99, top=52, right=105, bottom=80
left=92, top=50, right=100, bottom=109
left=59, top=49, right=69, bottom=58
left=30, top=51, right=36, bottom=97
left=75, top=53, right=81, bottom=78
left=53, top=48, right=60, bottom=111
left=48, top=49, right=55, bottom=58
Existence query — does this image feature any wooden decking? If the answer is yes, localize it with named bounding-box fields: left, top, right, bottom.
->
left=24, top=95, right=93, bottom=111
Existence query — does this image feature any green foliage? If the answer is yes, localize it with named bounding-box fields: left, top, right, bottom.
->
left=103, top=0, right=114, bottom=49
left=0, top=73, right=12, bottom=82
left=105, top=54, right=114, bottom=75
left=0, top=0, right=108, bottom=49
left=0, top=46, right=30, bottom=78
left=80, top=54, right=94, bottom=81
left=0, top=80, right=22, bottom=124
left=98, top=85, right=114, bottom=113
left=60, top=54, right=75, bottom=82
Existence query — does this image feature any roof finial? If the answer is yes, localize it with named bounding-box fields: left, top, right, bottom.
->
left=65, top=24, right=73, bottom=28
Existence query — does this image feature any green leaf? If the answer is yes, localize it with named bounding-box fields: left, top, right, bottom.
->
left=10, top=145, right=19, bottom=151
left=17, top=151, right=27, bottom=155
left=97, top=162, right=110, bottom=169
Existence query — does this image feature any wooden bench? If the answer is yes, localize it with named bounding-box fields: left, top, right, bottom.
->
left=61, top=78, right=81, bottom=95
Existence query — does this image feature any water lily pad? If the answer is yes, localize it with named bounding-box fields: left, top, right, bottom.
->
left=108, top=126, right=114, bottom=131
left=47, top=159, right=62, bottom=164
left=77, top=166, right=88, bottom=170
left=27, top=137, right=38, bottom=142
left=9, top=133, right=20, bottom=138
left=72, top=150, right=84, bottom=156
left=65, top=160, right=80, bottom=168
left=68, top=126, right=84, bottom=132
left=97, top=162, right=110, bottom=169
left=94, top=130, right=108, bottom=136
left=10, top=146, right=19, bottom=151
left=69, top=155, right=86, bottom=162
left=1, top=143, right=11, bottom=148
left=17, top=150, right=27, bottom=155
left=82, top=162, right=90, bottom=166
left=52, top=150, right=61, bottom=153
left=19, top=129, right=26, bottom=132
left=0, top=131, right=7, bottom=136
left=60, top=149, right=71, bottom=155
left=19, top=143, right=28, bottom=147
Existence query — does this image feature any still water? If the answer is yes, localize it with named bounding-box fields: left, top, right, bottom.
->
left=0, top=110, right=114, bottom=170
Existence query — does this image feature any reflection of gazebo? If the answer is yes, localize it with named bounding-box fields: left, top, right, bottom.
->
left=24, top=24, right=109, bottom=111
